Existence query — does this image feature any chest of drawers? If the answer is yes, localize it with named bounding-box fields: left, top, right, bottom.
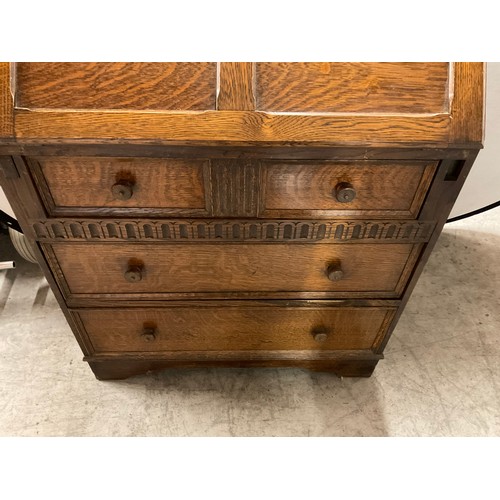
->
left=0, top=63, right=484, bottom=379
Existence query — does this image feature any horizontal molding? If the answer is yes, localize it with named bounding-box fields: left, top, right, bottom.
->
left=30, top=218, right=436, bottom=244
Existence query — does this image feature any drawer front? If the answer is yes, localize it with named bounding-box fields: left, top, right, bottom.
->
left=30, top=157, right=209, bottom=217
left=49, top=242, right=419, bottom=299
left=75, top=305, right=396, bottom=353
left=261, top=161, right=436, bottom=219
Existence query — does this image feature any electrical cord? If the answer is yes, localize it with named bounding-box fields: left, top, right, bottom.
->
left=446, top=199, right=500, bottom=223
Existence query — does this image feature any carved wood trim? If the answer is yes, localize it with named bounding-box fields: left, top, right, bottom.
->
left=209, top=159, right=261, bottom=217
left=29, top=218, right=436, bottom=244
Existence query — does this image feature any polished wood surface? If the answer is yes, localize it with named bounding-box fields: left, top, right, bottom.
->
left=15, top=63, right=217, bottom=111
left=77, top=305, right=395, bottom=352
left=33, top=156, right=208, bottom=215
left=50, top=242, right=417, bottom=297
left=2, top=63, right=484, bottom=147
left=255, top=63, right=450, bottom=113
left=0, top=62, right=485, bottom=380
left=261, top=161, right=436, bottom=219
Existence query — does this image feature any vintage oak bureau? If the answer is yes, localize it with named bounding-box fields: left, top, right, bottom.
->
left=0, top=63, right=484, bottom=379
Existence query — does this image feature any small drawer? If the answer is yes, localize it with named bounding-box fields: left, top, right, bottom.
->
left=28, top=156, right=210, bottom=217
left=47, top=241, right=421, bottom=300
left=260, top=160, right=437, bottom=219
left=74, top=304, right=396, bottom=353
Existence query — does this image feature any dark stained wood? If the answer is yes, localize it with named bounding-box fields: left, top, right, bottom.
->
left=15, top=63, right=217, bottom=111
left=30, top=156, right=209, bottom=216
left=0, top=62, right=14, bottom=138
left=87, top=356, right=382, bottom=380
left=255, top=63, right=450, bottom=113
left=76, top=305, right=395, bottom=352
left=217, top=63, right=255, bottom=110
left=261, top=160, right=437, bottom=219
left=49, top=242, right=418, bottom=297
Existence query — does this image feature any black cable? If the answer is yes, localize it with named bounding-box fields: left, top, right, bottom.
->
left=446, top=199, right=500, bottom=223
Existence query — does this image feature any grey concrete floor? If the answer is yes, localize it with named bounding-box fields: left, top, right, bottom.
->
left=0, top=209, right=499, bottom=436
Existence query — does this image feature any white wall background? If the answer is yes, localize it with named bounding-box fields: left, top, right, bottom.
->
left=450, top=62, right=500, bottom=218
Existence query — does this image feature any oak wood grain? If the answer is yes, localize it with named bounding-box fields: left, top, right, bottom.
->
left=217, top=63, right=255, bottom=110
left=49, top=242, right=416, bottom=297
left=450, top=63, right=485, bottom=143
left=32, top=157, right=208, bottom=215
left=0, top=62, right=14, bottom=137
left=76, top=305, right=396, bottom=352
left=255, top=63, right=450, bottom=113
left=15, top=63, right=217, bottom=111
left=261, top=160, right=437, bottom=219
left=14, top=109, right=453, bottom=145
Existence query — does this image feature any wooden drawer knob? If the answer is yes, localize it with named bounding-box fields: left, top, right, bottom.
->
left=334, top=182, right=356, bottom=203
left=312, top=327, right=329, bottom=344
left=111, top=180, right=134, bottom=201
left=326, top=261, right=344, bottom=281
left=124, top=265, right=143, bottom=283
left=141, top=327, right=157, bottom=342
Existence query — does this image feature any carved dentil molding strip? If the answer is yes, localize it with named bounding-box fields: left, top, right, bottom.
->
left=30, top=219, right=435, bottom=243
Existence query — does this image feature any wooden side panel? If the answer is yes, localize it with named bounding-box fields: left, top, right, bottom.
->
left=0, top=62, right=14, bottom=137
left=31, top=157, right=208, bottom=215
left=255, top=62, right=450, bottom=113
left=15, top=63, right=217, bottom=111
left=261, top=161, right=437, bottom=219
left=77, top=306, right=395, bottom=352
left=50, top=242, right=416, bottom=296
left=450, top=63, right=485, bottom=143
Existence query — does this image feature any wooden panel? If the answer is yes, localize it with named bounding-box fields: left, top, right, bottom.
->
left=210, top=159, right=260, bottom=217
left=450, top=63, right=485, bottom=143
left=32, top=157, right=208, bottom=216
left=15, top=63, right=217, bottom=111
left=14, top=108, right=452, bottom=145
left=255, top=63, right=450, bottom=113
left=261, top=161, right=436, bottom=219
left=217, top=63, right=255, bottom=110
left=0, top=62, right=14, bottom=137
left=50, top=242, right=416, bottom=297
left=76, top=305, right=396, bottom=352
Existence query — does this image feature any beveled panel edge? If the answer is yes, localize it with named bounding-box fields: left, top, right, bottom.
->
left=29, top=218, right=436, bottom=244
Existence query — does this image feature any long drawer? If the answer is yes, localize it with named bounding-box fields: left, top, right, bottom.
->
left=74, top=304, right=397, bottom=353
left=47, top=242, right=421, bottom=299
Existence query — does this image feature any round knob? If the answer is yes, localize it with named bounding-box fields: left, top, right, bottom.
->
left=111, top=181, right=134, bottom=201
left=124, top=266, right=142, bottom=283
left=326, top=261, right=344, bottom=281
left=312, top=327, right=329, bottom=344
left=334, top=182, right=356, bottom=203
left=141, top=327, right=156, bottom=342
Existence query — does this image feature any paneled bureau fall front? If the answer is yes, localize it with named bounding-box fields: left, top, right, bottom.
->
left=0, top=63, right=484, bottom=379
